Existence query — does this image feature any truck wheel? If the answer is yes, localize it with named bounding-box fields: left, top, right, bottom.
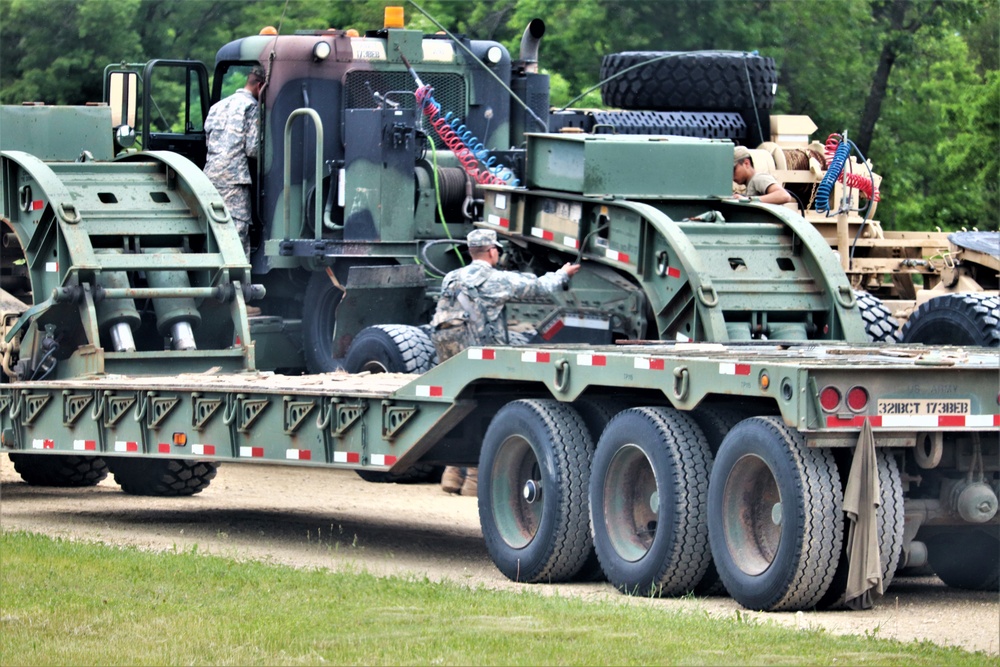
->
left=479, top=399, right=593, bottom=583
left=590, top=407, right=712, bottom=596
left=107, top=458, right=218, bottom=496
left=569, top=396, right=633, bottom=582
left=925, top=529, right=1000, bottom=590
left=8, top=453, right=108, bottom=487
left=900, top=293, right=1000, bottom=346
left=816, top=449, right=905, bottom=608
left=855, top=290, right=900, bottom=342
left=708, top=416, right=843, bottom=611
left=344, top=324, right=437, bottom=374
left=355, top=464, right=443, bottom=484
left=600, top=51, right=777, bottom=111
left=688, top=404, right=759, bottom=595
left=301, top=269, right=349, bottom=373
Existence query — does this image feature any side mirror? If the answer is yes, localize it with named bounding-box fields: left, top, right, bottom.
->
left=108, top=71, right=138, bottom=149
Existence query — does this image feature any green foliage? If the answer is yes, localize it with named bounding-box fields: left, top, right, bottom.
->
left=0, top=0, right=996, bottom=231
left=1, top=531, right=993, bottom=666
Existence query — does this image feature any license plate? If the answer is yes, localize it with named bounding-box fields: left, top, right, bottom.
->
left=877, top=399, right=971, bottom=416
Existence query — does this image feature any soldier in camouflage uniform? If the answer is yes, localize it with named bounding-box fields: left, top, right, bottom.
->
left=432, top=229, right=580, bottom=495
left=204, top=65, right=264, bottom=261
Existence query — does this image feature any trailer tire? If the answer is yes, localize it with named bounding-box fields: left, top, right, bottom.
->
left=344, top=324, right=437, bottom=375
left=590, top=407, right=712, bottom=596
left=816, top=449, right=905, bottom=608
left=569, top=397, right=633, bottom=582
left=600, top=51, right=777, bottom=111
left=900, top=293, right=1000, bottom=346
left=688, top=404, right=760, bottom=596
left=855, top=290, right=900, bottom=342
left=8, top=453, right=108, bottom=487
left=708, top=416, right=843, bottom=611
left=355, top=464, right=443, bottom=485
left=479, top=399, right=593, bottom=583
left=107, top=458, right=218, bottom=496
left=925, top=529, right=1000, bottom=591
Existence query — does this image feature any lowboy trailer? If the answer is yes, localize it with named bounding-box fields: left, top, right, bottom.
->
left=2, top=341, right=997, bottom=612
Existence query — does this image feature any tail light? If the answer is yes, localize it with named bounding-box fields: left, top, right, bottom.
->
left=820, top=386, right=841, bottom=412
left=846, top=386, right=869, bottom=412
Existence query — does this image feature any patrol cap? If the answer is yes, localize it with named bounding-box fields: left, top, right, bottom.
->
left=249, top=65, right=266, bottom=82
left=467, top=229, right=502, bottom=249
left=734, top=145, right=752, bottom=165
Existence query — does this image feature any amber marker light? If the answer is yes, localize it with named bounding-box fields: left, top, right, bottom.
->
left=260, top=26, right=278, bottom=35
left=173, top=432, right=187, bottom=447
left=759, top=372, right=770, bottom=391
left=384, top=6, right=404, bottom=29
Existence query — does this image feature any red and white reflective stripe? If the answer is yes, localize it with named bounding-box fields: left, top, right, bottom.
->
left=563, top=236, right=579, bottom=249
left=29, top=199, right=44, bottom=211
left=605, top=248, right=630, bottom=263
left=634, top=357, right=666, bottom=371
left=530, top=227, right=555, bottom=241
left=333, top=451, right=360, bottom=464
left=719, top=363, right=751, bottom=376
left=73, top=439, right=97, bottom=451
left=45, top=261, right=58, bottom=273
left=240, top=446, right=264, bottom=458
left=576, top=353, right=607, bottom=367
left=521, top=350, right=550, bottom=363
left=468, top=348, right=496, bottom=360
left=158, top=443, right=171, bottom=453
left=32, top=438, right=55, bottom=450
left=286, top=449, right=312, bottom=461
left=666, top=266, right=681, bottom=278
left=540, top=320, right=564, bottom=340
left=115, top=441, right=139, bottom=453
left=416, top=385, right=443, bottom=397
left=486, top=214, right=509, bottom=228
left=826, top=414, right=1000, bottom=428
left=370, top=454, right=398, bottom=467
left=191, top=443, right=216, bottom=456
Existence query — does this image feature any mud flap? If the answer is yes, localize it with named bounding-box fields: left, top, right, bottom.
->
left=332, top=264, right=428, bottom=354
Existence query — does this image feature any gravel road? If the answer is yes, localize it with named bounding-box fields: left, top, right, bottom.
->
left=2, top=456, right=997, bottom=655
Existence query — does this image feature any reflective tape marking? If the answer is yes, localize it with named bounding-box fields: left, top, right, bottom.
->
left=73, top=439, right=97, bottom=451
left=240, top=446, right=264, bottom=458
left=468, top=348, right=496, bottom=361
left=719, top=363, right=751, bottom=376
left=416, top=385, right=443, bottom=397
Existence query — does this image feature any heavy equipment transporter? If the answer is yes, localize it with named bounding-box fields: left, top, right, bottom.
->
left=1, top=7, right=997, bottom=612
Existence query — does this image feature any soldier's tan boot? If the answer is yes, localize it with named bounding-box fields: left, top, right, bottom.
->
left=441, top=466, right=465, bottom=494
left=460, top=467, right=478, bottom=497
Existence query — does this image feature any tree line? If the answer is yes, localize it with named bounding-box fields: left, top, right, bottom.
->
left=1, top=0, right=996, bottom=232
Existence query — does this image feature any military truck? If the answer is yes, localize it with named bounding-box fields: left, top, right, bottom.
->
left=1, top=8, right=997, bottom=612
left=2, top=8, right=906, bottom=389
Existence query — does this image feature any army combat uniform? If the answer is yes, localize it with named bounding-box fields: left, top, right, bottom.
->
left=430, top=259, right=571, bottom=361
left=204, top=88, right=259, bottom=259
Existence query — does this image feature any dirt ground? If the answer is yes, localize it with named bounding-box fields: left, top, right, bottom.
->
left=1, top=456, right=997, bottom=656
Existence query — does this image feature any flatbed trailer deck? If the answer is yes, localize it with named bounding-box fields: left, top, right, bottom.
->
left=2, top=341, right=998, bottom=612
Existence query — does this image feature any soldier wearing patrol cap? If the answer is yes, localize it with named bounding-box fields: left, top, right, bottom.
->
left=204, top=65, right=266, bottom=267
left=732, top=145, right=794, bottom=205
left=431, top=228, right=580, bottom=495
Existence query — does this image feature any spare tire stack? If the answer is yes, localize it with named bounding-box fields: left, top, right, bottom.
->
left=597, top=51, right=777, bottom=147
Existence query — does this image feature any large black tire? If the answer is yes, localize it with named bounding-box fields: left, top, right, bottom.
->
left=925, top=528, right=1000, bottom=591
left=569, top=396, right=634, bottom=582
left=600, top=51, right=777, bottom=111
left=8, top=453, right=108, bottom=487
left=855, top=290, right=900, bottom=342
left=355, top=463, right=443, bottom=485
left=344, top=324, right=437, bottom=375
left=708, top=416, right=844, bottom=611
left=816, top=449, right=905, bottom=609
left=900, top=293, right=1000, bottom=346
left=301, top=268, right=350, bottom=374
left=590, top=407, right=713, bottom=596
left=478, top=399, right=593, bottom=583
left=107, top=458, right=218, bottom=496
left=688, top=404, right=760, bottom=595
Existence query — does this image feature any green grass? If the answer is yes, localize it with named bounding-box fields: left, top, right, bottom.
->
left=0, top=531, right=993, bottom=666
